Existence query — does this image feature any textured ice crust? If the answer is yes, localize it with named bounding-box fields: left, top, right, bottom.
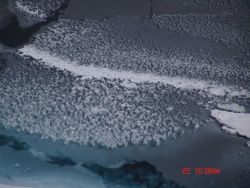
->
left=0, top=55, right=210, bottom=148
left=2, top=18, right=250, bottom=148
left=150, top=14, right=250, bottom=55
left=176, top=0, right=250, bottom=15
left=19, top=45, right=250, bottom=98
left=8, top=0, right=66, bottom=27
left=21, top=19, right=250, bottom=91
left=211, top=110, right=250, bottom=138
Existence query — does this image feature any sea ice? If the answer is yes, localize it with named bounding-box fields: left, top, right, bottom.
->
left=217, top=103, right=246, bottom=113
left=211, top=109, right=250, bottom=138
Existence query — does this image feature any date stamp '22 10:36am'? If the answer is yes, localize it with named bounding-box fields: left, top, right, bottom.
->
left=182, top=167, right=221, bottom=175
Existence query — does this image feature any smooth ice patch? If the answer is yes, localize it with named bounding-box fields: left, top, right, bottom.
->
left=0, top=184, right=31, bottom=188
left=211, top=109, right=250, bottom=138
left=217, top=103, right=246, bottom=113
left=18, top=45, right=250, bottom=98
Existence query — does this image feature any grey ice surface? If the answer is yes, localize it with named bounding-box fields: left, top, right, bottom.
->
left=149, top=14, right=250, bottom=56
left=46, top=18, right=250, bottom=86
left=61, top=0, right=250, bottom=19
left=61, top=0, right=151, bottom=20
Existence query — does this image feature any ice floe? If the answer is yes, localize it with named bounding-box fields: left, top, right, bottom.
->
left=211, top=109, right=250, bottom=138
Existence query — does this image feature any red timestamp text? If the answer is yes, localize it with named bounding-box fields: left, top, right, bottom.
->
left=182, top=167, right=221, bottom=175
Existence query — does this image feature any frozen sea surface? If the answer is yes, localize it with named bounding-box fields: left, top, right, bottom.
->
left=1, top=120, right=250, bottom=188
left=0, top=127, right=188, bottom=188
left=3, top=15, right=247, bottom=148
left=61, top=0, right=151, bottom=20
left=1, top=0, right=250, bottom=187
left=1, top=52, right=213, bottom=148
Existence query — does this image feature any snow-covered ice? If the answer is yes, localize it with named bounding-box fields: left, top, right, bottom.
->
left=1, top=0, right=250, bottom=187
left=19, top=44, right=250, bottom=98
left=174, top=0, right=250, bottom=15
left=0, top=17, right=249, bottom=148
left=211, top=109, right=250, bottom=138
left=18, top=18, right=250, bottom=94
left=150, top=14, right=250, bottom=55
left=1, top=50, right=214, bottom=148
